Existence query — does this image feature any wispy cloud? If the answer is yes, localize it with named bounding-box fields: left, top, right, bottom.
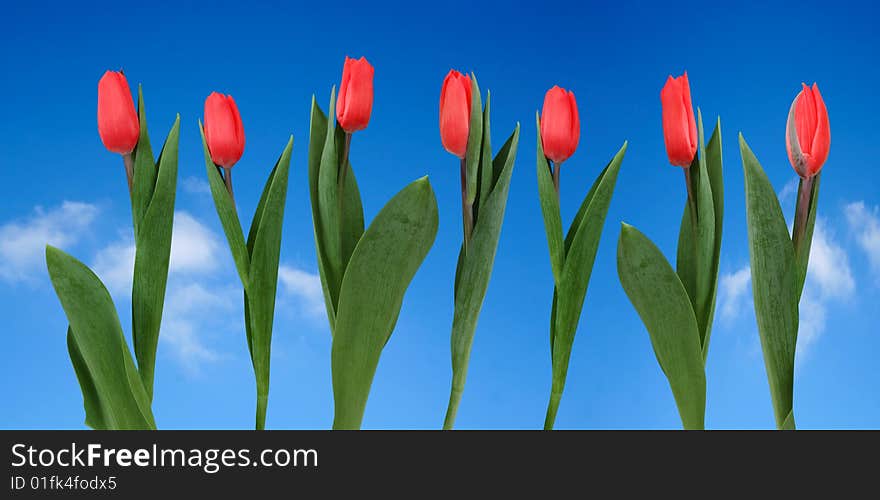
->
left=161, top=281, right=237, bottom=372
left=778, top=176, right=800, bottom=204
left=181, top=176, right=211, bottom=196
left=278, top=265, right=325, bottom=319
left=0, top=201, right=99, bottom=283
left=844, top=201, right=880, bottom=283
left=719, top=266, right=751, bottom=322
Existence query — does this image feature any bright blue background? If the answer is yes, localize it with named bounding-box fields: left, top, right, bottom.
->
left=1, top=0, right=878, bottom=429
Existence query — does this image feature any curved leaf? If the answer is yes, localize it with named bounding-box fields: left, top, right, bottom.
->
left=307, top=98, right=337, bottom=324
left=536, top=113, right=564, bottom=285
left=617, top=224, right=706, bottom=430
left=200, top=122, right=249, bottom=286
left=331, top=177, right=439, bottom=429
left=246, top=137, right=293, bottom=430
left=132, top=116, right=179, bottom=400
left=740, top=134, right=799, bottom=430
left=545, top=143, right=625, bottom=428
left=464, top=74, right=483, bottom=205
left=130, top=85, right=156, bottom=238
left=46, top=246, right=155, bottom=430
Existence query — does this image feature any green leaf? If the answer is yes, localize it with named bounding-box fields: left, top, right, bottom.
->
left=131, top=115, right=179, bottom=401
left=701, top=118, right=724, bottom=360
left=307, top=98, right=337, bottom=325
left=536, top=112, right=564, bottom=285
left=335, top=124, right=365, bottom=274
left=200, top=122, right=249, bottom=286
left=475, top=91, right=493, bottom=218
left=46, top=246, right=155, bottom=430
left=792, top=174, right=820, bottom=300
left=740, top=134, right=799, bottom=430
left=617, top=224, right=706, bottom=430
left=331, top=177, right=439, bottom=429
left=245, top=137, right=293, bottom=430
left=130, top=85, right=157, bottom=239
left=444, top=123, right=520, bottom=429
left=317, top=88, right=344, bottom=312
left=464, top=74, right=483, bottom=205
left=545, top=143, right=626, bottom=429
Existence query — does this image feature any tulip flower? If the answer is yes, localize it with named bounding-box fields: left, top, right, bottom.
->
left=97, top=70, right=139, bottom=156
left=660, top=72, right=697, bottom=167
left=786, top=83, right=830, bottom=179
left=204, top=92, right=245, bottom=202
left=540, top=86, right=580, bottom=170
left=439, top=70, right=472, bottom=158
left=204, top=92, right=245, bottom=169
left=336, top=56, right=374, bottom=133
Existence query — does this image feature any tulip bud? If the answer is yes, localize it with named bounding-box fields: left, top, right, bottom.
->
left=660, top=72, right=697, bottom=167
left=204, top=92, right=245, bottom=168
left=540, top=86, right=580, bottom=164
left=97, top=71, right=139, bottom=155
left=439, top=70, right=472, bottom=158
left=336, top=56, right=374, bottom=133
left=786, top=83, right=830, bottom=178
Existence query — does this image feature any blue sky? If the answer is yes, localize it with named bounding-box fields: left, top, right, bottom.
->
left=1, top=0, right=878, bottom=429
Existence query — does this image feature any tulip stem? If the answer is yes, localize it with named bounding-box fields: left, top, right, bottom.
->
left=684, top=166, right=697, bottom=230
left=338, top=132, right=352, bottom=254
left=460, top=158, right=473, bottom=251
left=122, top=153, right=134, bottom=194
left=223, top=166, right=235, bottom=206
left=793, top=175, right=814, bottom=249
left=552, top=161, right=561, bottom=196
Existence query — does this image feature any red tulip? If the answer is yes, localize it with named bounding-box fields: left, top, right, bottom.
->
left=540, top=86, right=580, bottom=164
left=204, top=92, right=245, bottom=168
left=660, top=72, right=697, bottom=167
left=439, top=70, right=472, bottom=158
left=786, top=83, right=830, bottom=178
left=337, top=56, right=374, bottom=133
left=97, top=71, right=139, bottom=155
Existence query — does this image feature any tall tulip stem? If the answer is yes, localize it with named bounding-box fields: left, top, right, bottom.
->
left=460, top=158, right=474, bottom=251
left=793, top=175, right=814, bottom=248
left=223, top=166, right=235, bottom=206
left=338, top=132, right=352, bottom=250
left=122, top=153, right=134, bottom=194
left=552, top=161, right=561, bottom=195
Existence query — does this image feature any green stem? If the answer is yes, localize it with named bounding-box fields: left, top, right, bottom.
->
left=256, top=391, right=268, bottom=430
left=460, top=157, right=473, bottom=252
left=552, top=161, right=561, bottom=195
left=122, top=153, right=134, bottom=194
left=443, top=386, right=463, bottom=430
left=792, top=175, right=813, bottom=250
left=223, top=166, right=235, bottom=207
left=544, top=391, right=562, bottom=430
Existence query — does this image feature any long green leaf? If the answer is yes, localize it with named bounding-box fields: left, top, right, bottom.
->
left=617, top=224, right=706, bottom=430
left=200, top=122, right=249, bottom=285
left=46, top=246, right=155, bottom=430
left=317, top=88, right=344, bottom=312
left=130, top=85, right=157, bottom=239
left=444, top=124, right=520, bottom=429
left=335, top=124, right=366, bottom=275
left=545, top=143, right=626, bottom=429
left=740, top=134, right=799, bottom=429
left=131, top=116, right=179, bottom=400
left=307, top=98, right=337, bottom=325
left=701, top=118, right=724, bottom=360
left=476, top=91, right=493, bottom=217
left=464, top=75, right=483, bottom=205
left=536, top=113, right=564, bottom=285
left=331, top=177, right=439, bottom=429
left=246, top=137, right=293, bottom=430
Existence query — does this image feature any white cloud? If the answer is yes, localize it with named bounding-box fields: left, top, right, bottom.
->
left=92, top=211, right=221, bottom=294
left=169, top=212, right=221, bottom=274
left=278, top=265, right=325, bottom=318
left=0, top=201, right=99, bottom=283
left=161, top=282, right=236, bottom=371
left=719, top=266, right=751, bottom=322
left=181, top=176, right=211, bottom=195
left=844, top=201, right=880, bottom=282
left=778, top=176, right=800, bottom=204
